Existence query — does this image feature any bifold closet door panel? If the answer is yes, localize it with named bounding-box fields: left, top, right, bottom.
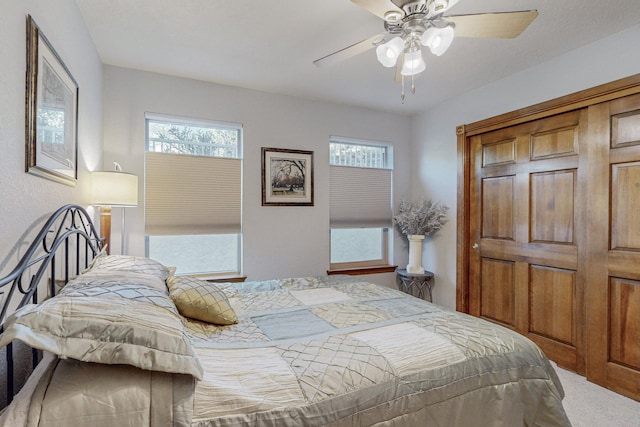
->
left=469, top=110, right=587, bottom=373
left=586, top=93, right=640, bottom=401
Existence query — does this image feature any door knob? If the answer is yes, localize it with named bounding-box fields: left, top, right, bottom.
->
left=472, top=243, right=479, bottom=249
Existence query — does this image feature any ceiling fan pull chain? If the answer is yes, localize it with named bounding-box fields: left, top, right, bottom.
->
left=411, top=74, right=416, bottom=94
left=401, top=75, right=406, bottom=103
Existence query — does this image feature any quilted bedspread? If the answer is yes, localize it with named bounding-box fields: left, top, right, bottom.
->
left=184, top=276, right=571, bottom=426
left=0, top=275, right=571, bottom=426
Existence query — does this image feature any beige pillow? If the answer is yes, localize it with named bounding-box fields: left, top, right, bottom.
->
left=0, top=275, right=203, bottom=380
left=167, top=276, right=237, bottom=325
left=89, top=254, right=171, bottom=281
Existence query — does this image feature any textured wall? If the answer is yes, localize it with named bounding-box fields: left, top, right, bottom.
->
left=0, top=0, right=103, bottom=278
left=0, top=0, right=103, bottom=406
left=411, top=24, right=640, bottom=309
left=102, top=66, right=412, bottom=287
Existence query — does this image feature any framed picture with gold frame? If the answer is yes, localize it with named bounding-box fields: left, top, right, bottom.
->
left=25, top=15, right=79, bottom=186
left=261, top=147, right=314, bottom=206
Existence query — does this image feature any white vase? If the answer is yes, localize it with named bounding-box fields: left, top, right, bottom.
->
left=406, top=234, right=425, bottom=274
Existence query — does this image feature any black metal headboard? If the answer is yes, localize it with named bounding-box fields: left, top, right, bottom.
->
left=0, top=204, right=103, bottom=406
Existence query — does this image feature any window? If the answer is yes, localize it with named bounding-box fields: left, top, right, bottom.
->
left=329, top=137, right=393, bottom=270
left=145, top=114, right=242, bottom=276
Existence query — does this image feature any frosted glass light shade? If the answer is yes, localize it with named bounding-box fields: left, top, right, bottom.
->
left=376, top=37, right=404, bottom=67
left=429, top=0, right=458, bottom=15
left=421, top=25, right=455, bottom=56
left=91, top=171, right=138, bottom=206
left=401, top=50, right=426, bottom=76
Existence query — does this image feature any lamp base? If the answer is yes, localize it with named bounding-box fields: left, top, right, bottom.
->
left=99, top=206, right=112, bottom=255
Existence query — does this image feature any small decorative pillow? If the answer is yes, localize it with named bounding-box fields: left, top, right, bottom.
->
left=167, top=276, right=238, bottom=325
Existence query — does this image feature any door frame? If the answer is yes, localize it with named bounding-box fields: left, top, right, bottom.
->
left=456, top=74, right=640, bottom=313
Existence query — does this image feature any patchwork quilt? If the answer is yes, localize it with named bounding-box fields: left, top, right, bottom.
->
left=185, top=276, right=571, bottom=426
left=1, top=275, right=571, bottom=426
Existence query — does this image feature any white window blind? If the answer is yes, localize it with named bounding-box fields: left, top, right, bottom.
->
left=330, top=165, right=392, bottom=228
left=145, top=152, right=241, bottom=235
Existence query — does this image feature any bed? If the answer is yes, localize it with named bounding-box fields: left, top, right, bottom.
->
left=0, top=205, right=571, bottom=426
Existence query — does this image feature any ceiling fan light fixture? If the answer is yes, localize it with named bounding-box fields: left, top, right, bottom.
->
left=429, top=0, right=459, bottom=16
left=421, top=25, right=455, bottom=56
left=383, top=10, right=403, bottom=23
left=313, top=0, right=538, bottom=102
left=401, top=49, right=426, bottom=76
left=376, top=36, right=404, bottom=67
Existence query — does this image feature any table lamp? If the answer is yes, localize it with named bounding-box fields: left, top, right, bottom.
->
left=91, top=162, right=138, bottom=254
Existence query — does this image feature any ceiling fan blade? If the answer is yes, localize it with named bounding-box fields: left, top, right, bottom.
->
left=351, top=0, right=403, bottom=20
left=313, top=33, right=386, bottom=68
left=448, top=10, right=538, bottom=39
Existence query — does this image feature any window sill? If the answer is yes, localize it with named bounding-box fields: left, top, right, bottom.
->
left=327, top=265, right=397, bottom=276
left=187, top=273, right=247, bottom=283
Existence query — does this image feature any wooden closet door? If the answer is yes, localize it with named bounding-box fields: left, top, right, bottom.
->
left=587, top=93, right=640, bottom=400
left=469, top=109, right=587, bottom=373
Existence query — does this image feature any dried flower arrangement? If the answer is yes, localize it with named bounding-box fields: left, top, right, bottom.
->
left=393, top=198, right=449, bottom=237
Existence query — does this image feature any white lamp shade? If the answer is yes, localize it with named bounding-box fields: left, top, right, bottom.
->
left=91, top=171, right=138, bottom=206
left=401, top=50, right=426, bottom=76
left=421, top=25, right=455, bottom=56
left=376, top=37, right=404, bottom=67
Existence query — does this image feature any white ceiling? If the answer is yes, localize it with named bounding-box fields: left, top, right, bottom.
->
left=75, top=0, right=640, bottom=115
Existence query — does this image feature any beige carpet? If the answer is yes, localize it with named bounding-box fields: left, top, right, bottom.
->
left=554, top=363, right=640, bottom=426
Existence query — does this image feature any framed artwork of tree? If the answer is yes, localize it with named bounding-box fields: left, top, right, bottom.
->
left=261, top=147, right=314, bottom=206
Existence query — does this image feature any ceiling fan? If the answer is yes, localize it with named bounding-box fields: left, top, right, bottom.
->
left=314, top=0, right=538, bottom=100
